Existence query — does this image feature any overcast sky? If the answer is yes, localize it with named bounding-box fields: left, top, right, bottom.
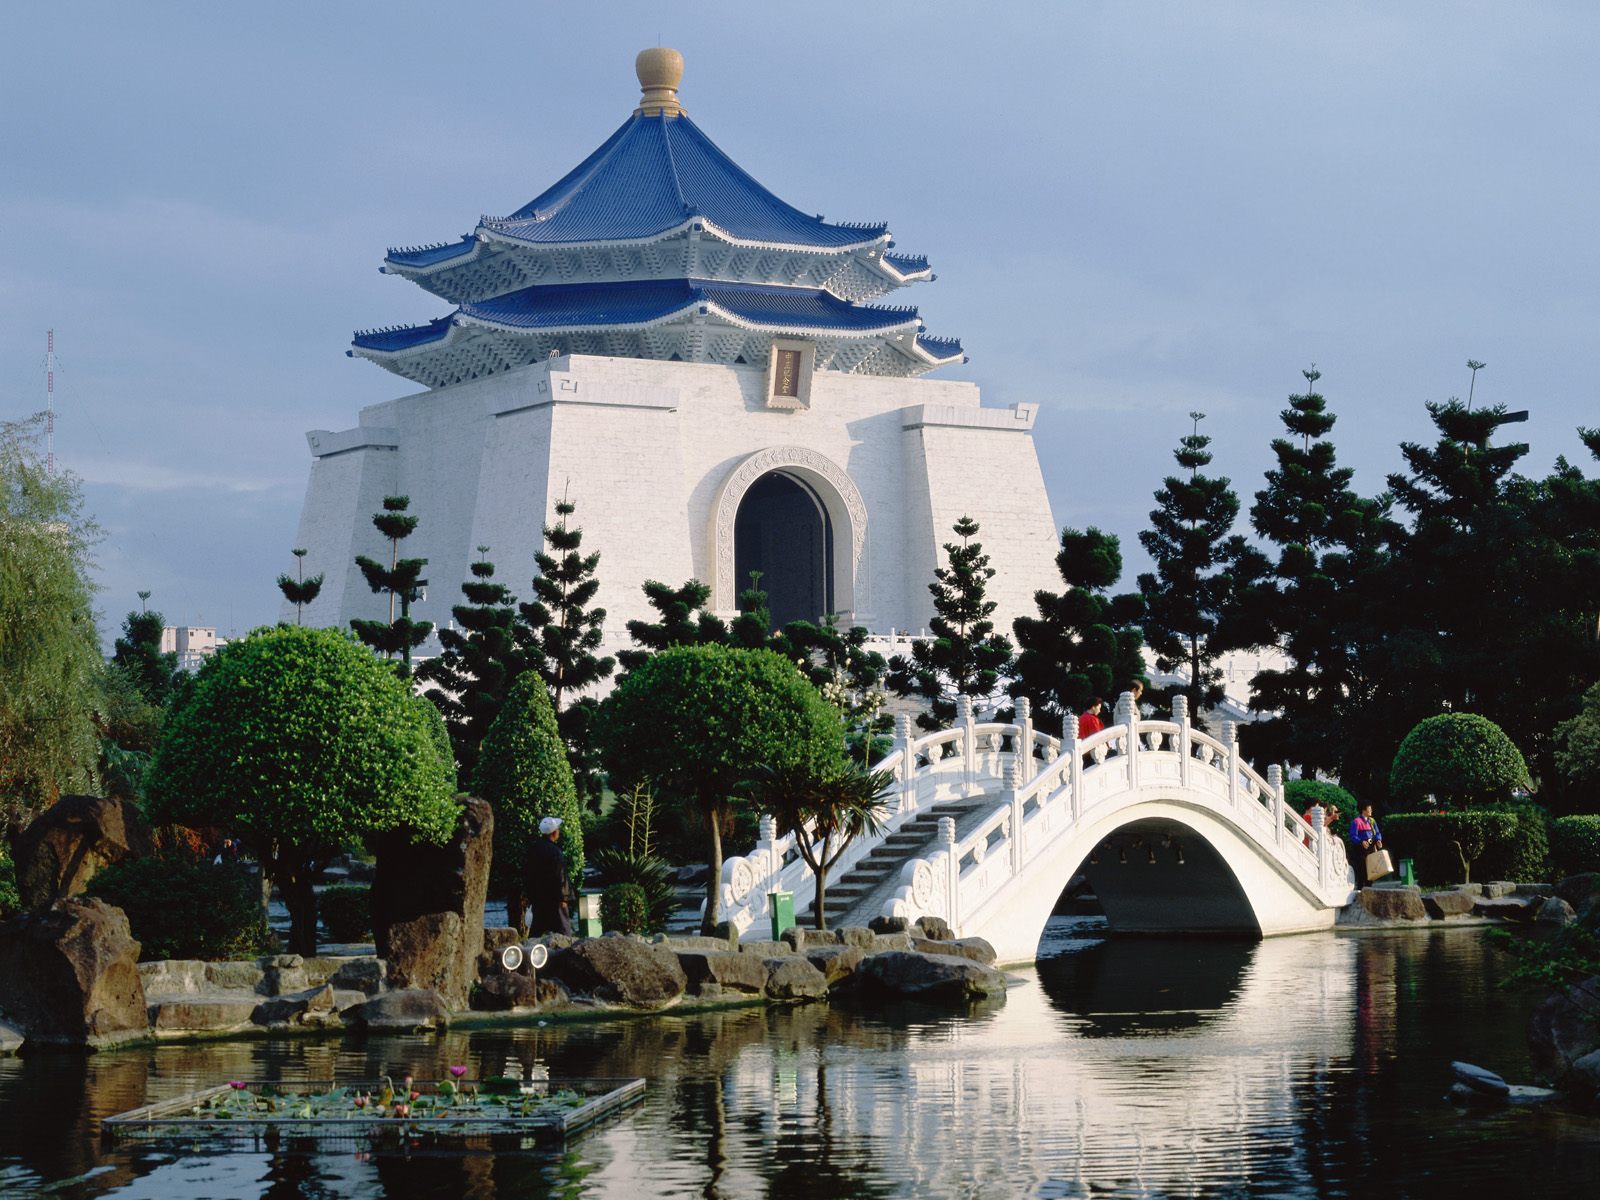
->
left=3, top=2, right=1596, bottom=646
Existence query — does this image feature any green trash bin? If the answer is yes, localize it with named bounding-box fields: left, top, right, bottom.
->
left=769, top=890, right=795, bottom=941
left=1398, top=858, right=1416, bottom=887
left=576, top=891, right=603, bottom=938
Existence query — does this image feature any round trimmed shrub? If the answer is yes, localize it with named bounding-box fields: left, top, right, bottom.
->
left=319, top=884, right=372, bottom=943
left=1549, top=815, right=1600, bottom=877
left=1389, top=713, right=1530, bottom=808
left=87, top=856, right=272, bottom=961
left=600, top=882, right=649, bottom=935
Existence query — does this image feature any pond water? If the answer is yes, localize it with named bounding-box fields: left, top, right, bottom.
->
left=1, top=919, right=1596, bottom=1199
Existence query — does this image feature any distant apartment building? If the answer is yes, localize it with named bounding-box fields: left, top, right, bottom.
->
left=160, top=626, right=227, bottom=672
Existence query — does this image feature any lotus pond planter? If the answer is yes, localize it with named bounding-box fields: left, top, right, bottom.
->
left=101, top=1076, right=645, bottom=1149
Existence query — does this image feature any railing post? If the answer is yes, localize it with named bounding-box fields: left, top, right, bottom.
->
left=1172, top=694, right=1191, bottom=789
left=1068, top=723, right=1083, bottom=821
left=1015, top=695, right=1035, bottom=784
left=1222, top=721, right=1239, bottom=806
left=1311, top=802, right=1327, bottom=887
left=939, top=815, right=959, bottom=928
left=1116, top=690, right=1138, bottom=791
left=1006, top=757, right=1024, bottom=875
left=1268, top=764, right=1284, bottom=847
left=894, top=712, right=915, bottom=816
left=956, top=694, right=976, bottom=792
left=756, top=814, right=780, bottom=914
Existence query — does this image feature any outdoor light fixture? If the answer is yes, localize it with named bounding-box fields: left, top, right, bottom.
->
left=1118, top=845, right=1128, bottom=865
left=1147, top=846, right=1157, bottom=865
left=1175, top=843, right=1186, bottom=866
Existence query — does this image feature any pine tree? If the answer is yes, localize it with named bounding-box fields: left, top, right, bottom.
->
left=517, top=498, right=616, bottom=807
left=349, top=495, right=432, bottom=674
left=111, top=594, right=179, bottom=708
left=1009, top=527, right=1146, bottom=738
left=777, top=613, right=892, bottom=763
left=1234, top=370, right=1398, bottom=776
left=887, top=515, right=1015, bottom=730
left=1137, top=414, right=1259, bottom=725
left=416, top=546, right=533, bottom=779
left=616, top=579, right=731, bottom=673
left=276, top=548, right=324, bottom=625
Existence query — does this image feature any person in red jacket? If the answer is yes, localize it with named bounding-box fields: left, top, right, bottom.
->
left=1077, top=697, right=1104, bottom=740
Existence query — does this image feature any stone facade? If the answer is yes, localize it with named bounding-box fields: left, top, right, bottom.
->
left=287, top=353, right=1058, bottom=661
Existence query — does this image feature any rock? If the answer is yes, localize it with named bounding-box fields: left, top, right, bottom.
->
left=1451, top=1060, right=1510, bottom=1096
left=470, top=972, right=568, bottom=1012
left=1554, top=873, right=1600, bottom=909
left=804, top=945, right=866, bottom=988
left=1473, top=896, right=1536, bottom=921
left=1569, top=1049, right=1600, bottom=1102
left=137, top=960, right=207, bottom=995
left=344, top=988, right=449, bottom=1032
left=204, top=961, right=266, bottom=992
left=737, top=939, right=786, bottom=958
left=1528, top=976, right=1600, bottom=1083
left=1480, top=881, right=1516, bottom=899
left=708, top=921, right=740, bottom=944
left=1515, top=883, right=1554, bottom=898
left=370, top=796, right=493, bottom=1011
left=838, top=926, right=875, bottom=948
left=664, top=934, right=739, bottom=953
left=781, top=926, right=839, bottom=951
left=1424, top=890, right=1477, bottom=919
left=482, top=926, right=520, bottom=955
left=0, top=898, right=148, bottom=1048
left=911, top=936, right=997, bottom=965
left=251, top=984, right=336, bottom=1027
left=1534, top=897, right=1576, bottom=927
left=149, top=997, right=258, bottom=1033
left=763, top=956, right=828, bottom=1001
left=0, top=1021, right=22, bottom=1055
left=676, top=950, right=769, bottom=996
left=1505, top=1084, right=1561, bottom=1104
left=912, top=916, right=953, bottom=941
left=853, top=951, right=1008, bottom=1005
left=869, top=915, right=911, bottom=935
left=1358, top=886, right=1427, bottom=921
left=870, top=932, right=914, bottom=952
left=1448, top=1082, right=1500, bottom=1107
left=327, top=957, right=385, bottom=996
left=545, top=938, right=687, bottom=1008
left=10, top=795, right=156, bottom=911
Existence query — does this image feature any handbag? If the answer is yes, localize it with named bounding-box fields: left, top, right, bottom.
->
left=1365, top=848, right=1394, bottom=882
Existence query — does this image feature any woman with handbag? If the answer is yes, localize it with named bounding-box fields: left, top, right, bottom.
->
left=1350, top=803, right=1387, bottom=887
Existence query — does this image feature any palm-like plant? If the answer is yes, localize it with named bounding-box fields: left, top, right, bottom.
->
left=745, top=760, right=895, bottom=929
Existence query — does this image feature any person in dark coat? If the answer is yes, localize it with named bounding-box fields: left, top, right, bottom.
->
left=527, top=816, right=573, bottom=936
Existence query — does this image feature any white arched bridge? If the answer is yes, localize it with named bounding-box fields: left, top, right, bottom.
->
left=721, top=692, right=1356, bottom=965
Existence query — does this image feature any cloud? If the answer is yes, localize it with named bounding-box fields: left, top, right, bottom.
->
left=74, top=458, right=292, bottom=495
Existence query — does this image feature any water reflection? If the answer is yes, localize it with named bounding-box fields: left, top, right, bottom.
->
left=0, top=922, right=1592, bottom=1198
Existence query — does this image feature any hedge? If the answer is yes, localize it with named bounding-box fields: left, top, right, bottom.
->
left=1383, top=806, right=1549, bottom=885
left=601, top=882, right=650, bottom=935
left=0, top=847, right=17, bottom=919
left=87, top=856, right=273, bottom=961
left=319, top=884, right=372, bottom=944
left=1549, top=815, right=1600, bottom=877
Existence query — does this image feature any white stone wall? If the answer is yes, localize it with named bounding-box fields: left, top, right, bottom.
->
left=286, top=354, right=1060, bottom=668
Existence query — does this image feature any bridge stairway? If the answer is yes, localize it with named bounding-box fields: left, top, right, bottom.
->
left=802, top=795, right=998, bottom=929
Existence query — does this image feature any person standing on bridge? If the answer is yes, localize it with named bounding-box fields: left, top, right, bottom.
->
left=1077, top=698, right=1104, bottom=740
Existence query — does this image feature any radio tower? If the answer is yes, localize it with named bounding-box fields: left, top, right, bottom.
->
left=45, top=329, right=57, bottom=473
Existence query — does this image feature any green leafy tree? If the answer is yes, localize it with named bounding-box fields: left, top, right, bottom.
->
left=598, top=644, right=845, bottom=931
left=888, top=516, right=1015, bottom=730
left=111, top=597, right=179, bottom=709
left=417, top=546, right=532, bottom=779
left=0, top=413, right=102, bottom=835
left=470, top=671, right=581, bottom=935
left=744, top=759, right=893, bottom=929
left=518, top=499, right=615, bottom=806
left=276, top=548, right=324, bottom=625
left=783, top=614, right=893, bottom=765
left=1137, top=413, right=1261, bottom=725
left=1389, top=712, right=1531, bottom=809
left=1009, top=527, right=1145, bottom=738
left=1232, top=370, right=1399, bottom=777
left=145, top=625, right=458, bottom=955
left=1554, top=680, right=1600, bottom=799
left=350, top=495, right=432, bottom=674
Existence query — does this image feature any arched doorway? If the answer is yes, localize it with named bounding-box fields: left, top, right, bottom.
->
left=733, top=471, right=834, bottom=629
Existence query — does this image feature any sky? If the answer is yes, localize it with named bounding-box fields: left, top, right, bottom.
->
left=3, top=1, right=1597, bottom=646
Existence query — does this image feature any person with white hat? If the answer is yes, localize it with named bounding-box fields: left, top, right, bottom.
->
left=527, top=815, right=573, bottom=936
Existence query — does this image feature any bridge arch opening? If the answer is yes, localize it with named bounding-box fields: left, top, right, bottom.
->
left=733, top=470, right=835, bottom=629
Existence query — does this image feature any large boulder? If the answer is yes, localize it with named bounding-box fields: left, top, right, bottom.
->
left=10, top=796, right=154, bottom=909
left=911, top=936, right=997, bottom=965
left=676, top=950, right=769, bottom=996
left=0, top=898, right=148, bottom=1048
left=545, top=937, right=687, bottom=1008
left=1534, top=897, right=1577, bottom=927
left=763, top=956, right=828, bottom=1001
left=1359, top=886, right=1427, bottom=921
left=853, top=950, right=1008, bottom=1005
left=470, top=971, right=569, bottom=1012
left=344, top=987, right=449, bottom=1032
left=370, top=796, right=493, bottom=1011
left=1528, top=976, right=1600, bottom=1084
left=804, top=944, right=866, bottom=988
left=1554, top=874, right=1600, bottom=909
left=1423, top=890, right=1477, bottom=919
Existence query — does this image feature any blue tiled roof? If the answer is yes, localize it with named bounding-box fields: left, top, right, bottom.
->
left=916, top=333, right=964, bottom=361
left=386, top=238, right=477, bottom=269
left=478, top=114, right=888, bottom=249
left=353, top=279, right=924, bottom=353
left=884, top=252, right=931, bottom=276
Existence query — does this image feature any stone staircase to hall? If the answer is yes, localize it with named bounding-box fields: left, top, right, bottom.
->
left=802, top=796, right=995, bottom=928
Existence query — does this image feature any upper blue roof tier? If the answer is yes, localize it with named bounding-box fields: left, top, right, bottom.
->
left=352, top=279, right=936, bottom=353
left=384, top=112, right=906, bottom=271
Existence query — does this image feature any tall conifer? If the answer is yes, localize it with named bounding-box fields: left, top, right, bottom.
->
left=350, top=496, right=432, bottom=674
left=276, top=548, right=324, bottom=625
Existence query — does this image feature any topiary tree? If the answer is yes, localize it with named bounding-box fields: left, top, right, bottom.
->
left=598, top=644, right=845, bottom=932
left=144, top=625, right=459, bottom=955
left=1390, top=712, right=1531, bottom=809
left=470, top=671, right=581, bottom=936
left=1554, top=681, right=1600, bottom=799
left=1549, top=815, right=1600, bottom=877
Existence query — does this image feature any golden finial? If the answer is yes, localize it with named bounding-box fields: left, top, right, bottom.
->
left=635, top=47, right=685, bottom=116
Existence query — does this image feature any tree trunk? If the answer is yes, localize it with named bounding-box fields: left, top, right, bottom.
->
left=703, top=806, right=724, bottom=935
left=812, top=834, right=832, bottom=930
left=282, top=864, right=319, bottom=957
left=505, top=887, right=528, bottom=937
